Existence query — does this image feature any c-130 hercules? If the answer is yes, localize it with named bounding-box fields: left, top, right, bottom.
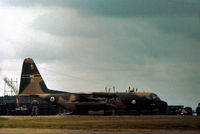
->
left=19, top=58, right=167, bottom=115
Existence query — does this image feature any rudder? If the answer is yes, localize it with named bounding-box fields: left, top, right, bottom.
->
left=19, top=58, right=50, bottom=95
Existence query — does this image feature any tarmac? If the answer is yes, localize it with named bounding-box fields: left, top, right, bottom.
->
left=0, top=115, right=199, bottom=134
left=0, top=129, right=200, bottom=134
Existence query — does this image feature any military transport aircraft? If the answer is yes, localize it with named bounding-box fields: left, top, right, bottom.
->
left=18, top=58, right=167, bottom=115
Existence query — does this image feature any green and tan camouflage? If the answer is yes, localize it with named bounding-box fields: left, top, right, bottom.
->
left=19, top=58, right=168, bottom=115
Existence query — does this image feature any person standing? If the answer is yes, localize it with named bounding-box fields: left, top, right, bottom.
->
left=31, top=98, right=39, bottom=116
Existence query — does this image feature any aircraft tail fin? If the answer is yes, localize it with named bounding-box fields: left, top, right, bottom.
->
left=19, top=58, right=50, bottom=95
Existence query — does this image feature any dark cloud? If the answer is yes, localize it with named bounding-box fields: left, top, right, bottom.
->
left=32, top=12, right=107, bottom=37
left=8, top=0, right=200, bottom=17
left=148, top=16, right=200, bottom=40
left=23, top=0, right=199, bottom=44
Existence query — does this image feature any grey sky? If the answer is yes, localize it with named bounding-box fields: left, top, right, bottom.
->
left=0, top=0, right=200, bottom=109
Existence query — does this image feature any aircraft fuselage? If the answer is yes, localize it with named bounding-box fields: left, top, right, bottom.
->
left=39, top=91, right=167, bottom=115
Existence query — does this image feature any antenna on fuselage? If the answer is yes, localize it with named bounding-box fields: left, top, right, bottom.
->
left=108, top=88, right=111, bottom=92
left=113, top=86, right=115, bottom=93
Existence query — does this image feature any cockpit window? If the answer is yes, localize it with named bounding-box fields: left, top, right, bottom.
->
left=151, top=94, right=160, bottom=100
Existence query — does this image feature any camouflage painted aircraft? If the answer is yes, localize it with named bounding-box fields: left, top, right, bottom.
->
left=18, top=58, right=167, bottom=115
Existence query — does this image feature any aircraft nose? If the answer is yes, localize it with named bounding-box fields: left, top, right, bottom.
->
left=159, top=101, right=168, bottom=114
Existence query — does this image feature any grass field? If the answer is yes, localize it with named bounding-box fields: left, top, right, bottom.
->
left=0, top=116, right=199, bottom=131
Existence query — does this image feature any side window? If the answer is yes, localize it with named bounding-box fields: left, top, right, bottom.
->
left=151, top=94, right=160, bottom=100
left=152, top=94, right=157, bottom=100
